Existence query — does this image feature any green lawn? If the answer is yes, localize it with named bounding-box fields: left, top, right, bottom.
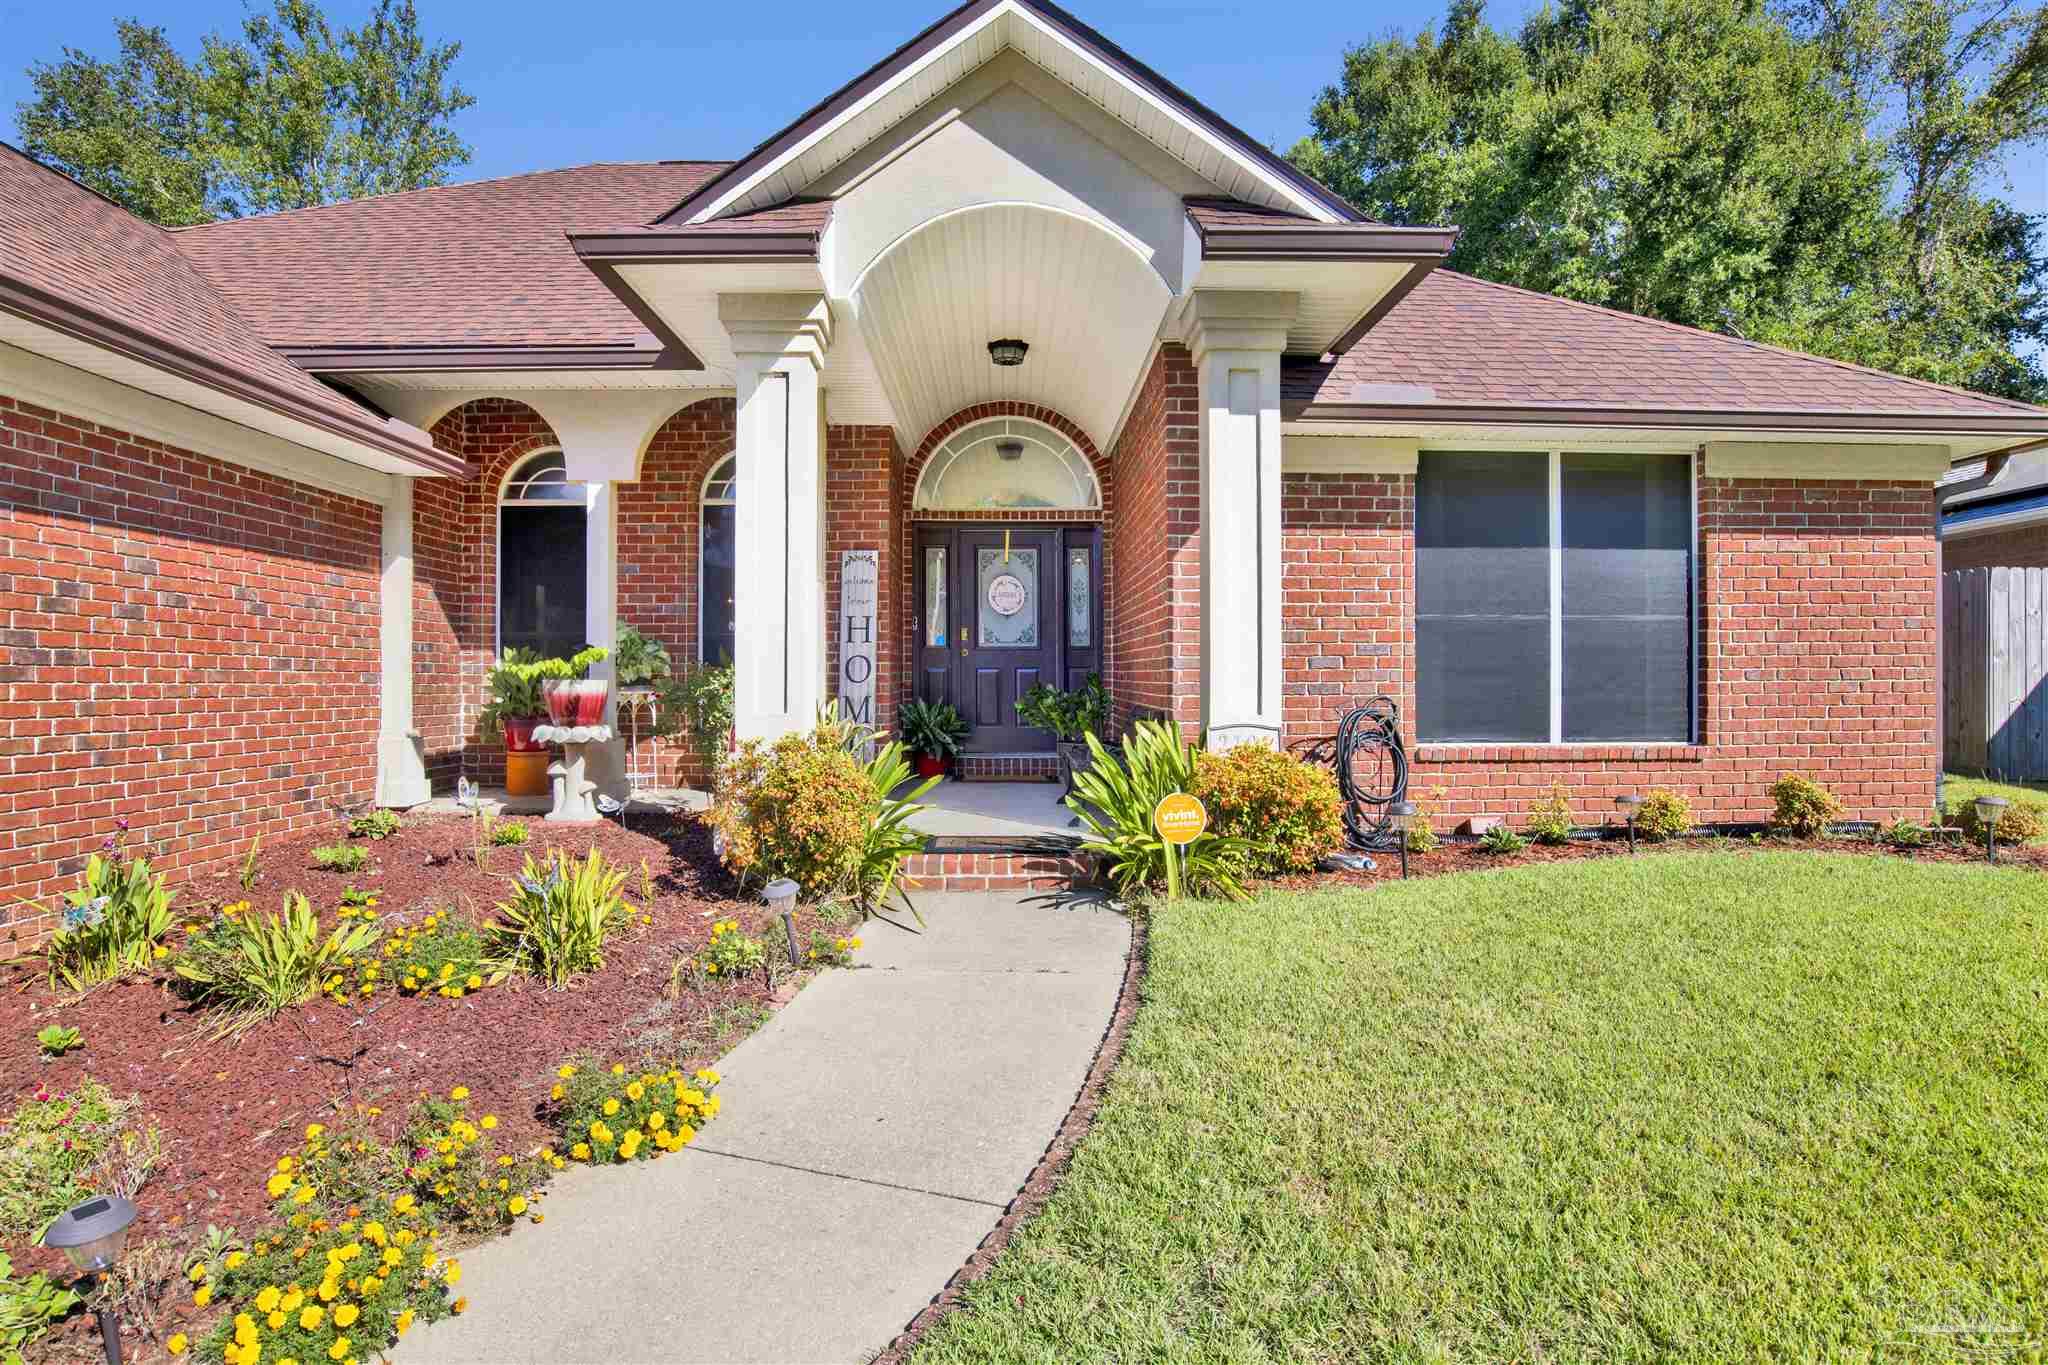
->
left=913, top=853, right=2048, bottom=1363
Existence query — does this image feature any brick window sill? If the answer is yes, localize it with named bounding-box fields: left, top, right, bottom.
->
left=1414, top=744, right=1709, bottom=764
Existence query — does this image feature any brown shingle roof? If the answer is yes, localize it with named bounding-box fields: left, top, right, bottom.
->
left=173, top=162, right=728, bottom=350
left=1285, top=269, right=2048, bottom=421
left=0, top=143, right=453, bottom=471
left=1185, top=197, right=1324, bottom=229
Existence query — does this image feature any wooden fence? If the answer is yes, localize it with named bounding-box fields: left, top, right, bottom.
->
left=1945, top=567, right=2048, bottom=779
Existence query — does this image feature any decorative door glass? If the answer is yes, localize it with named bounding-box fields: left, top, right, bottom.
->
left=1067, top=548, right=1091, bottom=647
left=925, top=548, right=947, bottom=647
left=977, top=548, right=1039, bottom=648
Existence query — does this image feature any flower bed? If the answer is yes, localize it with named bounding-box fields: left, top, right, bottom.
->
left=0, top=808, right=848, bottom=1348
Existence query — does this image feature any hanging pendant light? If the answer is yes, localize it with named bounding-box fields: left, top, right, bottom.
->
left=987, top=339, right=1029, bottom=367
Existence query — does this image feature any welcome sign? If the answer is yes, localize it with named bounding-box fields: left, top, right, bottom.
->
left=839, top=549, right=879, bottom=729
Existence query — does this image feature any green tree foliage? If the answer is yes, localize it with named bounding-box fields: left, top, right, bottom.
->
left=17, top=0, right=473, bottom=226
left=1291, top=0, right=2047, bottom=400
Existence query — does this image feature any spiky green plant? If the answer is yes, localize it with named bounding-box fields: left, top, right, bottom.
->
left=45, top=851, right=175, bottom=991
left=1066, top=720, right=1249, bottom=903
left=486, top=849, right=630, bottom=986
left=853, top=741, right=937, bottom=921
left=173, top=893, right=382, bottom=1035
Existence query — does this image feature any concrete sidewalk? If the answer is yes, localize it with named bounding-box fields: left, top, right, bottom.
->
left=398, top=891, right=1130, bottom=1365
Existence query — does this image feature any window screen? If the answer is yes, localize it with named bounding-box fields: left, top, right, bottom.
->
left=1416, top=452, right=1551, bottom=741
left=500, top=506, right=587, bottom=659
left=1562, top=453, right=1691, bottom=741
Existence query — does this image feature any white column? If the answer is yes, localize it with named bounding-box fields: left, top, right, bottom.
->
left=1189, top=291, right=1297, bottom=751
left=720, top=293, right=832, bottom=742
left=581, top=477, right=628, bottom=800
left=375, top=476, right=431, bottom=807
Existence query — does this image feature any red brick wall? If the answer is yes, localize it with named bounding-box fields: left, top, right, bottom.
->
left=1943, top=523, right=2048, bottom=571
left=1108, top=346, right=1199, bottom=736
left=0, top=394, right=381, bottom=944
left=1278, top=458, right=1942, bottom=825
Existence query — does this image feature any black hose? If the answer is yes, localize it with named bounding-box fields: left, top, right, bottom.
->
left=1334, top=696, right=1408, bottom=852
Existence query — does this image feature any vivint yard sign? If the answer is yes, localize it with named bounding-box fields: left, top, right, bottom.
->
left=839, top=549, right=879, bottom=728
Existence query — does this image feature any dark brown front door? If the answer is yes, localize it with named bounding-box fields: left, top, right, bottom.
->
left=914, top=525, right=1101, bottom=753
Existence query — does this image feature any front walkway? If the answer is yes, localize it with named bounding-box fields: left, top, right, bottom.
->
left=397, top=892, right=1131, bottom=1365
left=907, top=777, right=1080, bottom=839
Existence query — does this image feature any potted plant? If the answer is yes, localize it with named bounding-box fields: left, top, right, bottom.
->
left=898, top=698, right=970, bottom=778
left=537, top=645, right=611, bottom=727
left=614, top=624, right=673, bottom=693
left=1016, top=674, right=1110, bottom=793
left=480, top=650, right=551, bottom=796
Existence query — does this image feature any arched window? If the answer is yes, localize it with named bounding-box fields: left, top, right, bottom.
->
left=701, top=454, right=737, bottom=665
left=499, top=450, right=587, bottom=658
left=913, top=418, right=1099, bottom=512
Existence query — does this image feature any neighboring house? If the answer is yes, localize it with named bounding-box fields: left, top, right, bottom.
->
left=6, top=0, right=2048, bottom=920
left=1942, top=449, right=2048, bottom=570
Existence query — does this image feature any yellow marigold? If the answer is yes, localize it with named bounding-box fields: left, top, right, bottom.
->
left=611, top=1063, right=626, bottom=1075
left=361, top=1221, right=386, bottom=1247
left=557, top=1064, right=576, bottom=1079
left=508, top=1196, right=527, bottom=1215
left=570, top=1142, right=591, bottom=1160
left=280, top=1287, right=305, bottom=1312
left=225, top=1251, right=248, bottom=1270
left=382, top=1247, right=403, bottom=1268
left=167, top=1334, right=189, bottom=1355
left=453, top=1297, right=468, bottom=1314
left=187, top=1264, right=207, bottom=1283
left=267, top=1311, right=286, bottom=1331
left=695, top=1068, right=720, bottom=1085
left=549, top=1084, right=566, bottom=1101
left=589, top=1120, right=612, bottom=1143
left=618, top=1132, right=642, bottom=1160
left=444, top=1260, right=463, bottom=1285
left=299, top=1306, right=324, bottom=1330
left=601, top=1098, right=620, bottom=1116
left=317, top=1280, right=338, bottom=1302
left=625, top=1081, right=644, bottom=1101
left=255, top=1286, right=282, bottom=1313
left=193, top=1287, right=212, bottom=1308
left=647, top=1110, right=666, bottom=1130
left=392, top=1195, right=416, bottom=1215
left=449, top=1086, right=469, bottom=1101
left=291, top=1185, right=316, bottom=1206
left=480, top=1115, right=497, bottom=1130
left=305, top=1123, right=325, bottom=1140
left=396, top=1310, right=416, bottom=1335
left=465, top=975, right=483, bottom=990
left=333, top=1304, right=359, bottom=1328
left=328, top=1337, right=350, bottom=1361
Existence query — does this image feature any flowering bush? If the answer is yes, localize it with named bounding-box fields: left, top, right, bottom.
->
left=710, top=735, right=873, bottom=896
left=174, top=893, right=382, bottom=1035
left=547, top=1059, right=723, bottom=1165
left=1526, top=785, right=1576, bottom=845
left=1190, top=745, right=1343, bottom=876
left=673, top=918, right=766, bottom=989
left=45, top=837, right=176, bottom=990
left=1768, top=773, right=1845, bottom=837
left=485, top=849, right=632, bottom=986
left=804, top=931, right=861, bottom=967
left=0, top=1079, right=162, bottom=1245
left=398, top=1090, right=551, bottom=1237
left=325, top=909, right=503, bottom=1004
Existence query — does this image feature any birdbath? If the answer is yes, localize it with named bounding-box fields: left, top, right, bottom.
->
left=531, top=723, right=613, bottom=822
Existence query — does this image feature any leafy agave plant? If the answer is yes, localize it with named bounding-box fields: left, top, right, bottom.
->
left=1067, top=719, right=1251, bottom=903
left=852, top=741, right=938, bottom=922
left=172, top=892, right=383, bottom=1037
left=487, top=849, right=630, bottom=986
left=45, top=850, right=175, bottom=990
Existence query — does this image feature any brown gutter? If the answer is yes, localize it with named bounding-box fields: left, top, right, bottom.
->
left=1284, top=399, right=2048, bottom=436
left=570, top=230, right=826, bottom=264
left=282, top=343, right=679, bottom=374
left=0, top=275, right=465, bottom=478
left=1190, top=223, right=1456, bottom=262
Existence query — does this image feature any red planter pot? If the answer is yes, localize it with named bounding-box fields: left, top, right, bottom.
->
left=503, top=716, right=547, bottom=753
left=916, top=752, right=947, bottom=779
left=543, top=679, right=610, bottom=726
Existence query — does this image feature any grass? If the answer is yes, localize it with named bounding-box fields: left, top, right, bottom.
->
left=1946, top=772, right=2048, bottom=841
left=912, top=852, right=2048, bottom=1363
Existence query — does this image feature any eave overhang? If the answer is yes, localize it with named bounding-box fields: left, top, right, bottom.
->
left=1283, top=399, right=2048, bottom=439
left=283, top=343, right=676, bottom=374
left=0, top=274, right=462, bottom=478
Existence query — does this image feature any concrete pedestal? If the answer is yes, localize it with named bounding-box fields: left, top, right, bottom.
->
left=534, top=725, right=614, bottom=823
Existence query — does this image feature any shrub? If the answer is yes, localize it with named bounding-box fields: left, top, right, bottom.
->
left=34, top=1025, right=82, bottom=1057
left=1527, top=785, right=1576, bottom=845
left=674, top=918, right=767, bottom=990
left=1768, top=774, right=1845, bottom=838
left=0, top=1080, right=163, bottom=1245
left=486, top=849, right=631, bottom=986
left=665, top=662, right=735, bottom=772
left=312, top=843, right=369, bottom=873
left=1190, top=745, right=1343, bottom=876
left=0, top=1252, right=80, bottom=1363
left=1068, top=720, right=1250, bottom=902
left=335, top=908, right=500, bottom=1003
left=1949, top=796, right=2048, bottom=844
left=804, top=931, right=861, bottom=967
left=547, top=1058, right=724, bottom=1165
left=486, top=818, right=530, bottom=847
left=397, top=1088, right=551, bottom=1237
left=1478, top=825, right=1528, bottom=856
left=1880, top=819, right=1932, bottom=849
left=45, top=848, right=176, bottom=991
left=1637, top=788, right=1695, bottom=841
left=173, top=893, right=383, bottom=1034
left=1405, top=788, right=1446, bottom=853
left=349, top=809, right=402, bottom=840
left=710, top=735, right=874, bottom=896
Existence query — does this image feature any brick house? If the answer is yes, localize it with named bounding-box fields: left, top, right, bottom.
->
left=7, top=0, right=2048, bottom=923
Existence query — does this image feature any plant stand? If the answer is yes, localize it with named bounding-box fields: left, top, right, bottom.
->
left=533, top=724, right=613, bottom=823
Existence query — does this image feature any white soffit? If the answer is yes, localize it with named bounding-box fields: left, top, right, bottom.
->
left=695, top=3, right=1339, bottom=225
left=1704, top=440, right=1951, bottom=481
left=1194, top=258, right=1411, bottom=357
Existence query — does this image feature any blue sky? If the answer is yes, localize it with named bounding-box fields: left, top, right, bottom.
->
left=0, top=0, right=2039, bottom=216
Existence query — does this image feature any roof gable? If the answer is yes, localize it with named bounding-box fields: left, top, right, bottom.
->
left=660, top=0, right=1361, bottom=229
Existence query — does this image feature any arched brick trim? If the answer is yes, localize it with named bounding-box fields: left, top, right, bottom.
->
left=896, top=402, right=1117, bottom=735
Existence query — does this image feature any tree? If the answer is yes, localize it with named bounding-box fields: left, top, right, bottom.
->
left=1291, top=0, right=2048, bottom=400
left=17, top=0, right=473, bottom=226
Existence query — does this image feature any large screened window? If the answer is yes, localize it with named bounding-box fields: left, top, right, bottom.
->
left=498, top=450, right=587, bottom=659
left=1416, top=450, right=1693, bottom=743
left=700, top=454, right=737, bottom=665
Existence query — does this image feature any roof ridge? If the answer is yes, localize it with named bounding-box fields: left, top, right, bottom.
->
left=1433, top=268, right=2047, bottom=416
left=171, top=160, right=734, bottom=234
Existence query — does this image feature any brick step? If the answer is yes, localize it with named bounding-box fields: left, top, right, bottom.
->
left=904, top=849, right=1095, bottom=893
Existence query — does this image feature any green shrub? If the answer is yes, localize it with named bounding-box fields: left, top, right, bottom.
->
left=1190, top=744, right=1343, bottom=876
left=710, top=735, right=874, bottom=896
left=45, top=849, right=175, bottom=991
left=1478, top=825, right=1528, bottom=856
left=486, top=818, right=530, bottom=847
left=1948, top=796, right=2048, bottom=843
left=0, top=1080, right=162, bottom=1245
left=398, top=1089, right=552, bottom=1237
left=34, top=1025, right=82, bottom=1057
left=1879, top=819, right=1932, bottom=849
left=664, top=662, right=735, bottom=772
left=312, top=842, right=369, bottom=873
left=804, top=930, right=861, bottom=967
left=1637, top=788, right=1695, bottom=841
left=0, top=1251, right=80, bottom=1363
left=1405, top=788, right=1445, bottom=853
left=173, top=893, right=383, bottom=1034
left=1768, top=773, right=1845, bottom=837
left=1068, top=721, right=1250, bottom=902
left=486, top=849, right=630, bottom=985
left=547, top=1056, right=724, bottom=1165
left=674, top=917, right=768, bottom=989
left=349, top=809, right=402, bottom=840
left=1527, top=784, right=1576, bottom=845
left=854, top=741, right=936, bottom=917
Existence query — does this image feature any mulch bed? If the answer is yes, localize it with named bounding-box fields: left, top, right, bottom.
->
left=1, top=809, right=833, bottom=1284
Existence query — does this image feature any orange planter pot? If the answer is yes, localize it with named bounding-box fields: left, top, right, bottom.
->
left=505, top=749, right=550, bottom=798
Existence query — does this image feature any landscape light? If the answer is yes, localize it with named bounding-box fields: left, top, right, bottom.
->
left=1615, top=793, right=1643, bottom=853
left=1388, top=802, right=1418, bottom=879
left=1975, top=795, right=2010, bottom=864
left=42, top=1195, right=138, bottom=1365
left=764, top=878, right=800, bottom=964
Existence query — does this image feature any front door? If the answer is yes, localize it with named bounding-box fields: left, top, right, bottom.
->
left=915, top=525, right=1100, bottom=752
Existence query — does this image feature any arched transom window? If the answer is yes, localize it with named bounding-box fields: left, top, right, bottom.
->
left=700, top=454, right=737, bottom=665
left=913, top=418, right=1099, bottom=512
left=498, top=450, right=587, bottom=658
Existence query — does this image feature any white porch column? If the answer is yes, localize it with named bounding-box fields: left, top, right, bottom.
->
left=375, top=476, right=432, bottom=807
left=581, top=477, right=627, bottom=801
left=1189, top=291, right=1298, bottom=751
left=720, top=293, right=833, bottom=742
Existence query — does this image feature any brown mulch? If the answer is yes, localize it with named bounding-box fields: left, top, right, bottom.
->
left=1, top=809, right=832, bottom=1284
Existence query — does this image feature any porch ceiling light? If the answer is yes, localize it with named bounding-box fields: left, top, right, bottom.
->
left=987, top=338, right=1029, bottom=367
